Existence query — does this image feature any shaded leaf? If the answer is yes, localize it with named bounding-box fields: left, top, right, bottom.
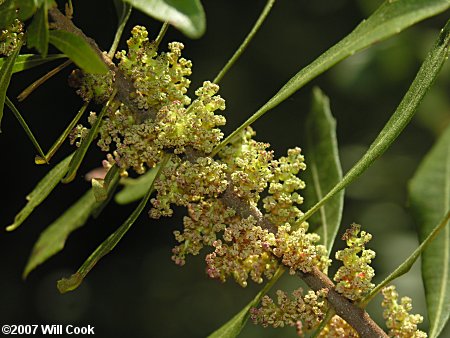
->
left=0, top=0, right=17, bottom=29
left=26, top=3, right=49, bottom=56
left=0, top=41, right=21, bottom=129
left=6, top=153, right=74, bottom=232
left=57, top=155, right=170, bottom=293
left=23, top=189, right=97, bottom=279
left=123, top=0, right=206, bottom=39
left=0, top=54, right=66, bottom=73
left=35, top=101, right=88, bottom=164
left=23, top=164, right=120, bottom=278
left=115, top=167, right=158, bottom=204
left=303, top=87, right=344, bottom=255
left=409, top=124, right=450, bottom=338
left=213, top=0, right=450, bottom=155
left=297, top=19, right=450, bottom=223
left=5, top=96, right=46, bottom=161
left=208, top=267, right=285, bottom=338
left=48, top=30, right=107, bottom=74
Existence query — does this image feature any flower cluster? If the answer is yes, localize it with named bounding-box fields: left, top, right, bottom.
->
left=318, top=315, right=358, bottom=338
left=0, top=18, right=23, bottom=56
left=381, top=285, right=427, bottom=338
left=333, top=223, right=376, bottom=301
left=251, top=288, right=328, bottom=335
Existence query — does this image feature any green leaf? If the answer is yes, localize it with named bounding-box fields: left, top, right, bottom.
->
left=123, top=0, right=206, bottom=39
left=23, top=164, right=120, bottom=278
left=6, top=153, right=74, bottom=232
left=207, top=267, right=285, bottom=338
left=26, top=3, right=49, bottom=57
left=48, top=30, right=108, bottom=74
left=115, top=167, right=158, bottom=204
left=361, top=212, right=450, bottom=307
left=35, top=101, right=88, bottom=164
left=5, top=96, right=46, bottom=161
left=0, top=54, right=66, bottom=73
left=62, top=92, right=117, bottom=183
left=0, top=41, right=21, bottom=129
left=57, top=155, right=170, bottom=293
left=212, top=0, right=450, bottom=156
left=0, top=0, right=17, bottom=29
left=298, top=19, right=450, bottom=224
left=303, top=87, right=344, bottom=255
left=16, top=0, right=39, bottom=21
left=409, top=124, right=450, bottom=338
left=109, top=0, right=132, bottom=57
left=23, top=189, right=97, bottom=279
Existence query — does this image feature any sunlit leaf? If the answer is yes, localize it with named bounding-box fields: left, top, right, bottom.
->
left=0, top=54, right=66, bottom=73
left=57, top=155, right=170, bottom=293
left=6, top=153, right=74, bottom=232
left=297, top=19, right=450, bottom=223
left=409, top=124, right=450, bottom=338
left=115, top=167, right=158, bottom=204
left=0, top=41, right=21, bottom=129
left=213, top=0, right=450, bottom=155
left=26, top=3, right=49, bottom=57
left=303, top=87, right=344, bottom=255
left=123, top=0, right=206, bottom=39
left=48, top=30, right=108, bottom=74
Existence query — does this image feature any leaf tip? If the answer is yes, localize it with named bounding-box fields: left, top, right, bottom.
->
left=57, top=272, right=83, bottom=293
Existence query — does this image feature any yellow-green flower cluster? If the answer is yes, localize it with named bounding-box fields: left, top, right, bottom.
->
left=219, top=127, right=273, bottom=202
left=116, top=27, right=192, bottom=111
left=381, top=285, right=427, bottom=338
left=172, top=200, right=236, bottom=266
left=263, top=147, right=306, bottom=227
left=318, top=315, right=358, bottom=338
left=250, top=288, right=328, bottom=334
left=273, top=223, right=330, bottom=274
left=149, top=156, right=228, bottom=218
left=205, top=216, right=279, bottom=287
left=0, top=18, right=23, bottom=56
left=333, top=223, right=376, bottom=301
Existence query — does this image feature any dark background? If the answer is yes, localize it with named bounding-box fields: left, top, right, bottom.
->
left=1, top=0, right=449, bottom=337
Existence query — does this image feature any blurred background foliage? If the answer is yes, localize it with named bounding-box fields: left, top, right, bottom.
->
left=1, top=0, right=449, bottom=337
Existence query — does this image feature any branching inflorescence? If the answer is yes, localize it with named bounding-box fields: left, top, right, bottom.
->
left=70, top=25, right=426, bottom=337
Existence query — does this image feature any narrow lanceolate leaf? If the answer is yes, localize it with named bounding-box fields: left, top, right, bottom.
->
left=0, top=54, right=66, bottom=74
left=123, top=0, right=206, bottom=39
left=48, top=30, right=108, bottom=74
left=62, top=92, right=117, bottom=183
left=0, top=41, right=21, bottom=129
left=22, top=190, right=97, bottom=279
left=115, top=167, right=158, bottom=204
left=362, top=212, right=450, bottom=307
left=57, top=155, right=170, bottom=293
left=26, top=3, right=49, bottom=57
left=213, top=0, right=450, bottom=155
left=35, top=101, right=88, bottom=164
left=207, top=267, right=285, bottom=338
left=23, top=164, right=120, bottom=278
left=303, top=87, right=343, bottom=255
left=6, top=153, right=74, bottom=232
left=5, top=96, right=46, bottom=160
left=409, top=124, right=450, bottom=338
left=298, top=19, right=450, bottom=224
